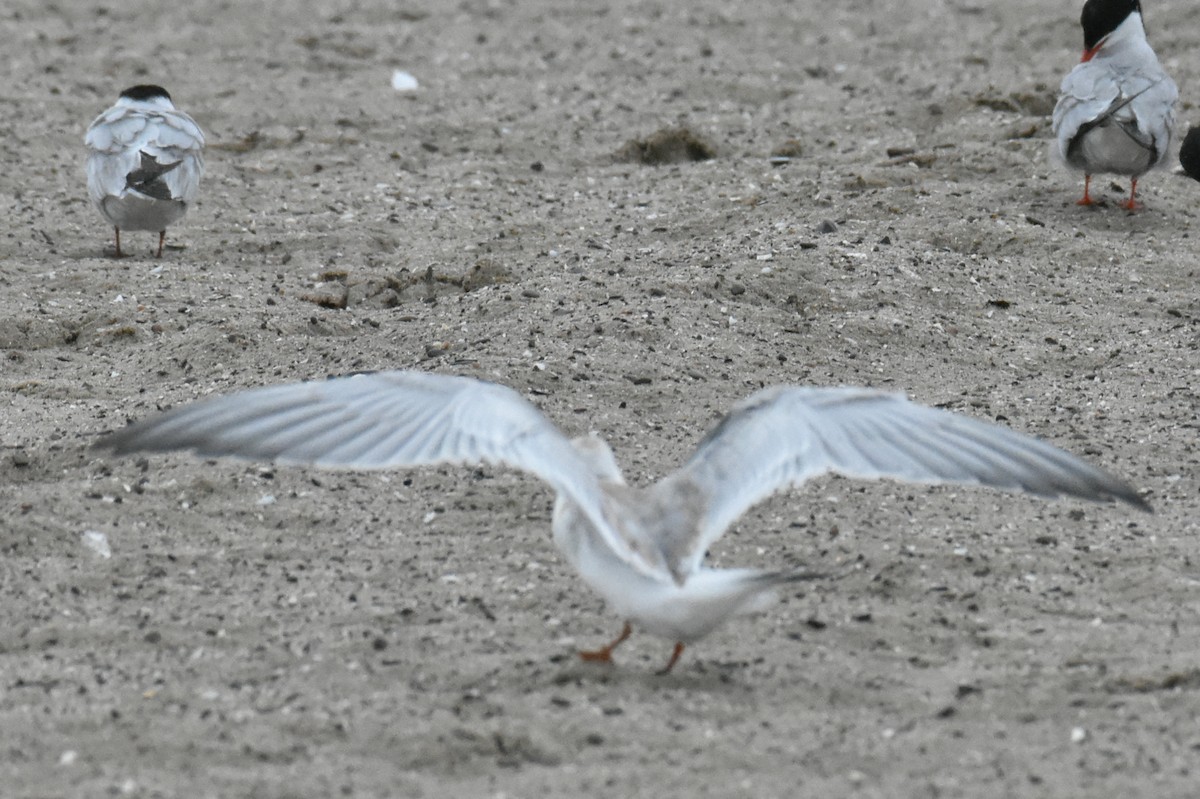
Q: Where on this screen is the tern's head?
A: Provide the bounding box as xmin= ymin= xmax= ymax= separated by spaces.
xmin=1080 ymin=0 xmax=1144 ymax=60
xmin=116 ymin=84 xmax=177 ymax=110
xmin=570 ymin=434 xmax=625 ymax=484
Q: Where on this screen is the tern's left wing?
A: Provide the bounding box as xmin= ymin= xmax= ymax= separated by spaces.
xmin=654 ymin=386 xmax=1149 ymax=580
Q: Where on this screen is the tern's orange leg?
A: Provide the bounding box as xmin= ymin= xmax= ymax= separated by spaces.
xmin=655 ymin=642 xmax=686 ymax=675
xmin=156 ymin=230 xmax=166 ymax=258
xmin=1076 ymin=174 xmax=1095 ymax=206
xmin=578 ymin=621 xmax=632 ymax=663
xmin=1120 ymin=178 xmax=1141 ymax=212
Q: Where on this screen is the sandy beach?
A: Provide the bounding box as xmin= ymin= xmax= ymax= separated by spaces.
xmin=2 ymin=1 xmax=1199 ymax=796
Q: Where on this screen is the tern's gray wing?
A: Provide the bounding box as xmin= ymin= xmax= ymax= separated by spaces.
xmin=1054 ymin=62 xmax=1177 ymax=166
xmin=145 ymin=109 xmax=205 ymax=203
xmin=1127 ymin=73 xmax=1178 ymax=164
xmin=654 ymin=386 xmax=1149 ymax=580
xmin=85 ymin=105 xmax=206 ymax=155
xmin=1054 ymin=62 xmax=1122 ymax=156
xmin=85 ymin=106 xmax=205 ymax=204
xmin=99 ymin=371 xmax=665 ymax=578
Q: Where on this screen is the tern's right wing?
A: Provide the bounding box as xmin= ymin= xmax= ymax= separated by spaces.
xmin=98 ymin=371 xmax=666 ymax=578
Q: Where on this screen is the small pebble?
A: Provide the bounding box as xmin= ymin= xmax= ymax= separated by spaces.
xmin=391 ymin=70 xmax=419 ymax=92
xmin=80 ymin=530 xmax=112 ymax=559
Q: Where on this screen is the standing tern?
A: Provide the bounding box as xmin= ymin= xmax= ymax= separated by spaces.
xmin=85 ymin=85 xmax=205 ymax=257
xmin=98 ymin=371 xmax=1149 ymax=673
xmin=1052 ymin=0 xmax=1177 ymax=210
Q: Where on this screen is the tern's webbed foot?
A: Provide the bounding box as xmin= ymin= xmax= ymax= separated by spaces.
xmin=1121 ymin=178 xmax=1141 ymax=212
xmin=1075 ymin=175 xmax=1096 ymax=207
xmin=577 ymin=621 xmax=632 ymax=664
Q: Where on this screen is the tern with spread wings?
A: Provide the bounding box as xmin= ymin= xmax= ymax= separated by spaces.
xmin=99 ymin=372 xmax=1148 ymax=673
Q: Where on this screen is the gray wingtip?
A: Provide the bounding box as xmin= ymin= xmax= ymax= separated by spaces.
xmin=1083 ymin=478 xmax=1151 ymax=513
xmin=93 ymin=426 xmax=143 ymax=456
xmin=93 ymin=419 xmax=178 ymax=457
xmin=92 ymin=428 xmax=123 ymax=453
xmin=1052 ymin=479 xmax=1151 ymax=514
xmin=1094 ymin=471 xmax=1152 ymax=514
xmin=1122 ymin=490 xmax=1154 ymax=514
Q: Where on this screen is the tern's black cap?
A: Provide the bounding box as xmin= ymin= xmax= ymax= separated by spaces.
xmin=1180 ymin=128 xmax=1200 ymax=183
xmin=118 ymin=84 xmax=172 ymax=102
xmin=1081 ymin=0 xmax=1142 ymax=51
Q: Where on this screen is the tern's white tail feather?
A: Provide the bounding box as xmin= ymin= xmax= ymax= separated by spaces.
xmin=600 ymin=567 xmax=809 ymax=644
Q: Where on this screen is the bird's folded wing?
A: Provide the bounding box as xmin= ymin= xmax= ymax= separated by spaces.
xmin=86 ymin=107 xmax=205 ymax=154
xmin=1053 ymin=65 xmax=1121 ymax=146
xmin=99 ymin=371 xmax=665 ymax=578
xmin=656 ymin=386 xmax=1148 ymax=578
xmin=154 ymin=148 xmax=202 ymax=204
xmin=1054 ymin=65 xmax=1177 ymax=163
xmin=86 ymin=149 xmax=139 ymax=204
xmin=154 ymin=110 xmax=206 ymax=152
xmin=1128 ymin=74 xmax=1178 ymax=161
xmin=86 ymin=109 xmax=150 ymax=154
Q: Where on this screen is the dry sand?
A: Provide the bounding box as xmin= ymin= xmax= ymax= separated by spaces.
xmin=2 ymin=0 xmax=1199 ymax=796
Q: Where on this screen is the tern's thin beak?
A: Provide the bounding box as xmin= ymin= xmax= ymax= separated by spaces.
xmin=1080 ymin=35 xmax=1108 ymax=63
